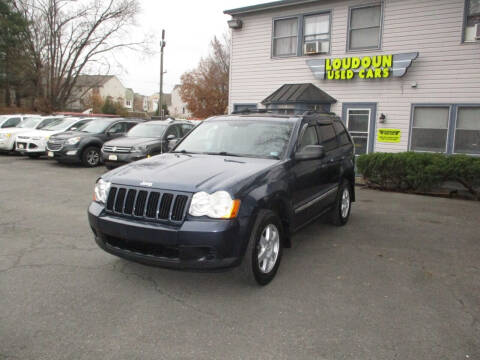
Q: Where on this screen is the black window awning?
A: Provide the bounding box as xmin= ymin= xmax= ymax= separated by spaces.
xmin=261 ymin=83 xmax=336 ymax=105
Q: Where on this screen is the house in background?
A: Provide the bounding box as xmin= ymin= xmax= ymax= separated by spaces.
xmin=68 ymin=75 xmax=127 ymax=111
xmin=147 ymin=92 xmax=171 ymax=114
xmin=168 ymin=85 xmax=191 ymax=118
xmin=125 ymin=88 xmax=134 ymax=110
xmin=133 ymin=93 xmax=149 ymax=112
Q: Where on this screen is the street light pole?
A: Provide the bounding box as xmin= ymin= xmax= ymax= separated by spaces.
xmin=157 ymin=29 xmax=166 ymax=118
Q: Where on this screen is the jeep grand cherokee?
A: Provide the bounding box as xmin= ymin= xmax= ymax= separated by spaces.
xmin=88 ymin=112 xmax=355 ymax=285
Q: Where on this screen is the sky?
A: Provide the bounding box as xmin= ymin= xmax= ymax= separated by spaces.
xmin=114 ymin=0 xmax=264 ymax=96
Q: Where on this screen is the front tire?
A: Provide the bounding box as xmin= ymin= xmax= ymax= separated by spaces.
xmin=82 ymin=146 xmax=101 ymax=167
xmin=329 ymin=180 xmax=352 ymax=226
xmin=241 ymin=210 xmax=283 ymax=286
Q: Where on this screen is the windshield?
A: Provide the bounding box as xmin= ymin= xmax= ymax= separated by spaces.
xmin=42 ymin=118 xmax=77 ymax=131
xmin=174 ymin=120 xmax=294 ymax=159
xmin=127 ymin=123 xmax=167 ymax=138
xmin=18 ymin=118 xmax=42 ymax=128
xmin=77 ymin=119 xmax=112 ymax=133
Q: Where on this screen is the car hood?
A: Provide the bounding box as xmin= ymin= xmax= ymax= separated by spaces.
xmin=0 ymin=128 xmax=34 ymax=135
xmin=104 ymin=153 xmax=279 ymax=194
xmin=18 ymin=129 xmax=59 ymax=138
xmin=104 ymin=137 xmax=162 ymax=147
xmin=49 ymin=131 xmax=91 ymax=140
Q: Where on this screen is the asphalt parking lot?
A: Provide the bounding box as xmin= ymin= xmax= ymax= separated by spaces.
xmin=0 ymin=154 xmax=479 ymax=360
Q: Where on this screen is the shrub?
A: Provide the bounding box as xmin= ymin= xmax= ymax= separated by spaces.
xmin=357 ymin=152 xmax=480 ymax=199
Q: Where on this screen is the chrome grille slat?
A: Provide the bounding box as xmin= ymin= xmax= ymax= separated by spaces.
xmin=103 ymin=145 xmax=132 ymax=153
xmin=105 ymin=186 xmax=189 ymax=224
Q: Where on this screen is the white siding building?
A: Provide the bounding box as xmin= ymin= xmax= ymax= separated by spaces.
xmin=168 ymin=85 xmax=192 ymax=118
xmin=225 ymin=0 xmax=480 ymax=156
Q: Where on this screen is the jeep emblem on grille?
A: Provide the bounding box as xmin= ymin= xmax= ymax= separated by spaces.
xmin=140 ymin=181 xmax=153 ymax=187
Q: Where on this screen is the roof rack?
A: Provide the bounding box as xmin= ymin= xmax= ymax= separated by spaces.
xmin=301 ymin=110 xmax=337 ymax=116
xmin=231 ymin=108 xmax=270 ymax=115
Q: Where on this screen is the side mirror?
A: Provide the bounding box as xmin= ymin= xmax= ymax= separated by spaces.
xmin=295 ymin=145 xmax=325 ymax=161
xmin=166 ymin=134 xmax=176 ymax=141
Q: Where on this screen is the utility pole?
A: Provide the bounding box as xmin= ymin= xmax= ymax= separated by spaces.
xmin=157 ymin=29 xmax=166 ymax=118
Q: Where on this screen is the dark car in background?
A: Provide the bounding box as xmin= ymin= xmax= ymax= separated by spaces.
xmin=101 ymin=120 xmax=195 ymax=169
xmin=89 ymin=112 xmax=355 ymax=285
xmin=47 ymin=118 xmax=142 ymax=167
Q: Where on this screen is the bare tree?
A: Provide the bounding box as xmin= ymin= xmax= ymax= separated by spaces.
xmin=13 ymin=0 xmax=145 ymax=111
xmin=179 ymin=35 xmax=230 ymax=119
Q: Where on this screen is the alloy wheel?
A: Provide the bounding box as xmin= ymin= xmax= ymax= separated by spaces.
xmin=257 ymin=224 xmax=280 ymax=274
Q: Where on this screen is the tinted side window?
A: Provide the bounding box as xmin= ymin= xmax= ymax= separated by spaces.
xmin=165 ymin=125 xmax=182 ymax=138
xmin=108 ymin=122 xmax=127 ymax=134
xmin=318 ymin=124 xmax=337 ymax=151
xmin=181 ymin=124 xmax=194 ymax=137
xmin=299 ymin=125 xmax=319 ymax=150
xmin=126 ymin=122 xmax=138 ymax=131
xmin=37 ymin=118 xmax=58 ymax=129
xmin=333 ymin=121 xmax=351 ymax=146
xmin=68 ymin=119 xmax=90 ymax=131
xmin=2 ymin=117 xmax=21 ymax=128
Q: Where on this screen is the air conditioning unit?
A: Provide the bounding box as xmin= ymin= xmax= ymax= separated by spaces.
xmin=304 ymin=40 xmax=329 ymax=55
xmin=476 ymin=23 xmax=480 ymax=40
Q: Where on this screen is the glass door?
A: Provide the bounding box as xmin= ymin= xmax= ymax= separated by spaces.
xmin=346 ymin=108 xmax=371 ymax=155
xmin=342 ymin=103 xmax=376 ymax=155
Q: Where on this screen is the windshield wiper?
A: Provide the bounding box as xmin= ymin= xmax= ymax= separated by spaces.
xmin=171 ymin=149 xmax=198 ymax=155
xmin=203 ymin=151 xmax=244 ymax=157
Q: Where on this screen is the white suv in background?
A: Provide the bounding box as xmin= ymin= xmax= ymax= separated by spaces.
xmin=15 ymin=117 xmax=92 ymax=158
xmin=0 ymin=114 xmax=37 ymax=129
xmin=0 ymin=116 xmax=60 ymax=152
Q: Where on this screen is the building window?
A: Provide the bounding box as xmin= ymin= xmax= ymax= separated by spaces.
xmin=454 ymin=107 xmax=480 ymax=154
xmin=303 ymin=13 xmax=330 ymax=54
xmin=411 ymin=106 xmax=449 ymax=153
xmin=273 ymin=17 xmax=298 ymax=57
xmin=348 ymin=4 xmax=382 ymax=51
xmin=233 ymin=103 xmax=257 ymax=113
xmin=464 ymin=0 xmax=480 ymax=42
xmin=126 ymin=100 xmax=131 ymax=107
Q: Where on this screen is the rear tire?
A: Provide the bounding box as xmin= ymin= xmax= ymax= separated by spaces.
xmin=241 ymin=210 xmax=283 ymax=286
xmin=329 ymin=180 xmax=352 ymax=226
xmin=81 ymin=146 xmax=101 ymax=167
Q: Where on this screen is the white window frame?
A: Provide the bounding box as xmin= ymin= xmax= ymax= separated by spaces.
xmin=272 ymin=16 xmax=299 ymax=58
xmin=346 ymin=108 xmax=371 ymax=155
xmin=347 ymin=3 xmax=384 ymax=52
xmin=409 ymin=105 xmax=450 ymax=154
xmin=452 ymin=105 xmax=480 ymax=156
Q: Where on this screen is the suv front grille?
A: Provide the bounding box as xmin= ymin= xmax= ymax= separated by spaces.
xmin=105 ymin=185 xmax=190 ymax=224
xmin=103 ymin=145 xmax=131 ymax=153
xmin=47 ymin=141 xmax=63 ymax=151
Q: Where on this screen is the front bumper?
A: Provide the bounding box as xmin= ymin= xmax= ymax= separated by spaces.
xmin=16 ymin=138 xmax=47 ymax=153
xmin=101 ymin=151 xmax=147 ymax=167
xmin=47 ymin=143 xmax=81 ymax=162
xmin=0 ymin=136 xmax=15 ymax=151
xmin=88 ymin=202 xmax=250 ymax=270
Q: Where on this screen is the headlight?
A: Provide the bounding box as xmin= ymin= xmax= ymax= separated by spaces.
xmin=0 ymin=133 xmax=10 ymax=139
xmin=67 ymin=137 xmax=80 ymax=145
xmin=94 ymin=179 xmax=111 ymax=204
xmin=131 ymin=146 xmax=147 ymax=153
xmin=188 ymin=191 xmax=240 ymax=219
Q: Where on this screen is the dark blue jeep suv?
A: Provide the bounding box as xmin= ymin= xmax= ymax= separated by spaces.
xmin=88 ymin=112 xmax=355 ymax=285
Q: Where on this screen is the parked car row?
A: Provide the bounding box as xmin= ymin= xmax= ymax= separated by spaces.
xmin=0 ymin=114 xmax=196 ymax=168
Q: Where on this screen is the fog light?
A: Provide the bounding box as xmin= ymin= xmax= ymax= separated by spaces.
xmin=66 ymin=150 xmax=77 ymax=156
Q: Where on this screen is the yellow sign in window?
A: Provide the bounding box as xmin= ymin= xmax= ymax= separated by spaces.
xmin=377 ymin=129 xmax=401 ymax=143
